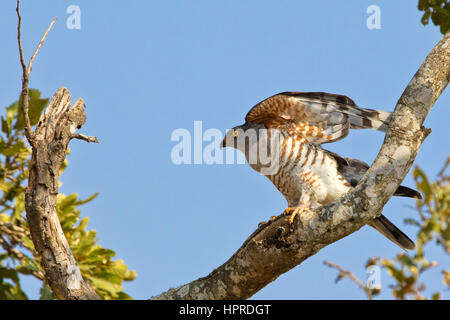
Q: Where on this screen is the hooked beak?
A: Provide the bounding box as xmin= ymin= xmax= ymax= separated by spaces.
xmin=220 ymin=135 xmax=227 ymax=149
xmin=221 ymin=124 xmax=244 ymax=149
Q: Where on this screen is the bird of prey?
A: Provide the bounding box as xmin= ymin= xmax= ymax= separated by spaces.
xmin=222 ymin=92 xmax=421 ymax=251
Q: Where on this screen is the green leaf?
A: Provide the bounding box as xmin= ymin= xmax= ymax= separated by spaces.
xmin=115 ymin=291 xmax=133 ymax=300
xmin=22 ymin=236 xmax=35 ymax=252
xmin=0 ymin=140 xmax=27 ymax=157
xmin=0 ymin=254 xmax=9 ymax=262
xmin=12 ymin=193 xmax=25 ymax=223
xmin=431 ymin=292 xmax=441 ymax=300
xmin=16 ymin=256 xmax=42 ymax=276
xmin=418 ymin=0 xmax=430 ymax=10
xmin=396 ymin=254 xmax=415 ymax=267
xmin=6 ymin=101 xmax=19 ymax=125
xmin=0 ymin=268 xmax=20 ymax=288
xmin=414 ymin=167 xmax=432 ymax=203
xmin=39 ymin=285 xmax=54 ymax=300
xmin=421 ymin=9 xmax=433 ymax=25
xmin=418 ymin=0 xmax=450 ymax=34
xmin=1 ymin=117 xmax=10 ymax=135
xmin=404 ymin=218 xmax=422 ymax=227
xmin=0 ymin=280 xmax=28 ymax=300
xmin=58 ymin=193 xmax=78 ymax=212
xmin=75 ymin=193 xmax=100 ymax=206
xmin=29 ymin=98 xmax=49 ymax=126
xmin=110 ymin=259 xmax=137 ymax=281
xmin=0 ymin=181 xmax=22 ymax=202
xmin=14 ymin=89 xmax=48 ymax=130
xmin=85 ymin=274 xmax=123 ymax=293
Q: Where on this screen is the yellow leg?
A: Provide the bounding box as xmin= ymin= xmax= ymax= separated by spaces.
xmin=285 ymin=207 xmax=311 ymax=224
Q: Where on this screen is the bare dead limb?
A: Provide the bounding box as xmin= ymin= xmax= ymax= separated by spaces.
xmin=16 ymin=0 xmax=56 ymax=145
xmin=73 ymin=133 xmax=100 ymax=144
xmin=25 ymin=87 xmax=100 ymax=299
xmin=16 ymin=0 xmax=100 ymax=299
xmin=151 ymin=31 xmax=450 ymax=300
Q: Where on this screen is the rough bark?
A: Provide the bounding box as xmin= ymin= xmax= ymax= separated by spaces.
xmin=25 ymin=88 xmax=100 ymax=300
xmin=16 ymin=0 xmax=99 ymax=299
xmin=151 ymin=31 xmax=450 ymax=300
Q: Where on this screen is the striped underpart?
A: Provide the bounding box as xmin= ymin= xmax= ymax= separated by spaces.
xmin=265 ymin=132 xmax=351 ymax=207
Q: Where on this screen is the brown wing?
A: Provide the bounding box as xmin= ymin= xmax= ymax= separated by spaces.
xmin=245 ymin=92 xmax=391 ymax=145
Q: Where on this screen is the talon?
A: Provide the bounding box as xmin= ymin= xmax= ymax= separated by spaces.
xmin=285 ymin=207 xmax=310 ymax=224
xmin=284 ymin=207 xmax=294 ymax=214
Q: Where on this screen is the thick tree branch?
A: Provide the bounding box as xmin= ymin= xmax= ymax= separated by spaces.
xmin=151 ymin=31 xmax=450 ymax=300
xmin=25 ymin=88 xmax=100 ymax=300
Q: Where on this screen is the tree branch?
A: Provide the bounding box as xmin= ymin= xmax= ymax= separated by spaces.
xmin=16 ymin=0 xmax=56 ymax=145
xmin=150 ymin=31 xmax=450 ymax=300
xmin=323 ymin=260 xmax=373 ymax=300
xmin=16 ymin=1 xmax=100 ymax=299
xmin=25 ymin=87 xmax=100 ymax=300
xmin=0 ymin=222 xmax=29 ymax=243
xmin=0 ymin=223 xmax=45 ymax=280
xmin=0 ymin=234 xmax=45 ymax=281
xmin=73 ymin=133 xmax=100 ymax=144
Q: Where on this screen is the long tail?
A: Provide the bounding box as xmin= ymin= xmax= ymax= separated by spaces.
xmin=369 ymin=215 xmax=415 ymax=251
xmin=338 ymin=158 xmax=423 ymax=200
xmin=334 ymin=158 xmax=421 ymax=250
xmin=394 ymin=185 xmax=422 ymax=199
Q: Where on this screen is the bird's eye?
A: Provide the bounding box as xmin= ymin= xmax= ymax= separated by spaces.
xmin=232 ymin=130 xmax=240 ymax=137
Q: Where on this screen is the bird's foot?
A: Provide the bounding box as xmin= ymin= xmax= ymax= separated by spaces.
xmin=285 ymin=207 xmax=311 ymax=224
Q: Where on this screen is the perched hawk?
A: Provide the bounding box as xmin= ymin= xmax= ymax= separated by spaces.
xmin=222 ymin=92 xmax=421 ymax=251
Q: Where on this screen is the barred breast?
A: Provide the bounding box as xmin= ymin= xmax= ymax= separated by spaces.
xmin=260 ymin=132 xmax=352 ymax=207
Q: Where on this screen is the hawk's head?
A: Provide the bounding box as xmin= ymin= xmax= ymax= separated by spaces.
xmin=221 ymin=121 xmax=280 ymax=174
xmin=221 ymin=121 xmax=265 ymax=150
xmin=221 ymin=124 xmax=243 ymax=149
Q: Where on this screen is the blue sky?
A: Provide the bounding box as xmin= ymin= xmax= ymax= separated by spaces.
xmin=0 ymin=1 xmax=448 ymax=299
